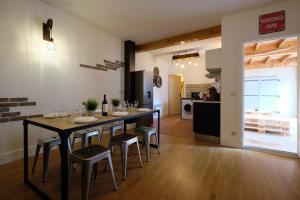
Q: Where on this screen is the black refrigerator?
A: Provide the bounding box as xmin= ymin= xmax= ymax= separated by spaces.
xmin=130 ymin=70 xmax=153 ymax=125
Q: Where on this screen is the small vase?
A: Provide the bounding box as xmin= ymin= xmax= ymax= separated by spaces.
xmin=87 ymin=110 xmax=95 ymax=117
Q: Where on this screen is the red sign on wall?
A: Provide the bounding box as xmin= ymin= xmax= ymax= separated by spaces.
xmin=259 ymin=10 xmax=285 ymax=34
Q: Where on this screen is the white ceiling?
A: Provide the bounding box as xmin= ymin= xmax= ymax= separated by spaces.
xmin=41 ymin=0 xmax=282 ymax=44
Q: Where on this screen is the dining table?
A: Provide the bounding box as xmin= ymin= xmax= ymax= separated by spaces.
xmin=23 ymin=109 xmax=160 ymax=200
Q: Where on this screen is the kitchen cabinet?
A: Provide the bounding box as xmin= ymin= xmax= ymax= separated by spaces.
xmin=205 ymin=48 xmax=222 ymax=72
xmin=193 ymin=101 xmax=220 ymax=138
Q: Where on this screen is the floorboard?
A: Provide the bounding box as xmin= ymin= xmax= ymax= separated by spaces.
xmin=0 ymin=115 xmax=299 ymax=200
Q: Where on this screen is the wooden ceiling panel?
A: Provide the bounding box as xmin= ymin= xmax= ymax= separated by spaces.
xmin=244 ymin=37 xmax=298 ymax=69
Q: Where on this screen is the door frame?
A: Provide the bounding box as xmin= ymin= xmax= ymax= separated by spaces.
xmin=240 ymin=35 xmax=299 ymax=157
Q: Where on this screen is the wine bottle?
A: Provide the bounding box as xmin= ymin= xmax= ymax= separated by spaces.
xmin=102 ymin=94 xmax=108 ymax=116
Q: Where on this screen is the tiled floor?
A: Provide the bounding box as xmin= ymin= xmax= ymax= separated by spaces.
xmin=244 ymin=118 xmax=297 ymax=153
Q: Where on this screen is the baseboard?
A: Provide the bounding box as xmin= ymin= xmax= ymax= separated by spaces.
xmin=0 ymin=145 xmax=36 ymax=166
xmin=194 ymin=133 xmax=220 ymax=144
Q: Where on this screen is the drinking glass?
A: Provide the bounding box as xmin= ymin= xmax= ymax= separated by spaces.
xmin=129 ymin=103 xmax=133 ymax=111
xmin=123 ymin=100 xmax=128 ymax=111
xmin=134 ymin=100 xmax=139 ymax=110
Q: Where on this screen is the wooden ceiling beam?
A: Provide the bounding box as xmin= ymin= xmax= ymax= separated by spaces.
xmin=245 ymin=47 xmax=296 ymax=59
xmin=280 ymin=54 xmax=291 ymax=62
xmin=254 ymin=43 xmax=260 ymax=51
xmin=264 ymin=56 xmax=271 ymax=64
xmin=135 ymin=25 xmax=221 ymax=52
xmin=245 ymin=39 xmax=297 ymax=56
xmin=277 ymin=38 xmax=287 ymax=48
xmin=245 ymin=57 xmax=297 ymax=69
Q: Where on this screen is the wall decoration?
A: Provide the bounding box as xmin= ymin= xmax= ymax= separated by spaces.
xmin=153 ymin=66 xmax=162 ymax=88
xmin=259 ymin=10 xmax=285 ymax=34
xmin=0 ymin=97 xmax=42 ymax=123
xmin=80 ymin=59 xmax=124 ymax=72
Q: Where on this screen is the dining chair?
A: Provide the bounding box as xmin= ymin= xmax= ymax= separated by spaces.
xmin=108 ymin=134 xmax=143 ymax=180
xmin=69 ymin=145 xmax=117 ymax=200
xmin=31 ymin=136 xmax=71 ymax=182
xmin=103 ymin=121 xmax=124 ymax=137
xmin=71 ymin=128 xmax=103 ymax=150
xmin=135 ymin=126 xmax=160 ymax=162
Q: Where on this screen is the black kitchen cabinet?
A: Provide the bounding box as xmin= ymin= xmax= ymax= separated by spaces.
xmin=193 ymin=101 xmax=220 ymax=137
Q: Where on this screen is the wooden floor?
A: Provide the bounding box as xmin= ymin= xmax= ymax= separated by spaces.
xmin=0 ymin=115 xmax=300 ymax=200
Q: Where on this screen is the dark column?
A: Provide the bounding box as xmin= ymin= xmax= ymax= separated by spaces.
xmin=124 ymin=40 xmax=136 ymax=101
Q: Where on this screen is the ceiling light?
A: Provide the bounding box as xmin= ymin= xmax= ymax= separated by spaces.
xmin=188 ymin=61 xmax=192 ymax=65
xmin=175 ymin=62 xmax=179 ymax=66
xmin=181 ymin=64 xmax=185 ymax=68
xmin=193 ymin=63 xmax=198 ymax=66
xmin=172 ymin=52 xmax=199 ymax=60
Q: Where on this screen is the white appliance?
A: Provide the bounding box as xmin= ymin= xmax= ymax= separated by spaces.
xmin=181 ymin=99 xmax=193 ymax=120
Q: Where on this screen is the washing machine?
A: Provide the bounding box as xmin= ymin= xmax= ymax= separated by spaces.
xmin=181 ymin=99 xmax=193 ymax=120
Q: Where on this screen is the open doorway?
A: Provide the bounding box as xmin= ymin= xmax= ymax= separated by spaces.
xmin=243 ymin=36 xmax=298 ymax=154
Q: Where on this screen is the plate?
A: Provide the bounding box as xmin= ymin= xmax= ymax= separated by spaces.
xmin=73 ymin=117 xmax=98 ymax=124
xmin=137 ymin=108 xmax=152 ymax=112
xmin=112 ymin=112 xmax=129 ymax=117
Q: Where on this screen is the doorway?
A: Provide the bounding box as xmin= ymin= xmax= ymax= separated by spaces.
xmin=242 ymin=36 xmax=298 ymax=154
xmin=168 ymin=74 xmax=183 ymax=115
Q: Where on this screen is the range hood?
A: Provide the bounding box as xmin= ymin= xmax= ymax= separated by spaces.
xmin=205 ymin=48 xmax=221 ymax=78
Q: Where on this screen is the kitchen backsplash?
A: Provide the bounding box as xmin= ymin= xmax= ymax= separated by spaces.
xmin=185 ymin=84 xmax=211 ymax=98
xmin=185 ymin=82 xmax=221 ymax=98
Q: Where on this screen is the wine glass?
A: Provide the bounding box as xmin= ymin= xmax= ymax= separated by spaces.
xmin=134 ymin=100 xmax=139 ymax=110
xmin=123 ymin=100 xmax=128 ymax=111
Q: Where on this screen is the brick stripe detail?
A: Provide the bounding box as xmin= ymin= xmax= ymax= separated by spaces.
xmin=0 ymin=98 xmax=9 ymax=102
xmin=0 ymin=108 xmax=9 ymax=112
xmin=1 ymin=112 xmax=20 ymax=117
xmin=9 ymin=116 xmax=27 ymax=122
xmin=28 ymin=114 xmax=43 ymax=118
xmin=19 ymin=102 xmax=36 ymax=106
xmin=0 ymin=114 xmax=43 ymax=123
xmin=80 ymin=59 xmax=124 ymax=72
xmin=0 ymin=118 xmax=9 ymax=123
xmin=10 ymin=97 xmax=28 ymax=102
xmin=0 ymin=102 xmax=19 ymax=107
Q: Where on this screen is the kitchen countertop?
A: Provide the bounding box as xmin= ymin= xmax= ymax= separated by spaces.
xmin=193 ymin=100 xmax=220 ymax=103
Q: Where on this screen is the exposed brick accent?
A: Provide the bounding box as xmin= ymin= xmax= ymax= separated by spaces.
xmin=0 ymin=102 xmax=18 ymax=107
xmin=81 ymin=59 xmax=124 ymax=72
xmin=0 ymin=98 xmax=9 ymax=102
xmin=28 ymin=114 xmax=43 ymax=118
xmin=0 ymin=117 xmax=9 ymax=123
xmin=1 ymin=112 xmax=20 ymax=117
xmin=0 ymin=107 xmax=9 ymax=112
xmin=96 ymin=64 xmax=108 ymax=71
xmin=10 ymin=97 xmax=28 ymax=102
xmin=19 ymin=102 xmax=36 ymax=106
xmin=9 ymin=116 xmax=27 ymax=122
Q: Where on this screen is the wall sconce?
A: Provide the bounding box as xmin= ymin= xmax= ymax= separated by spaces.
xmin=43 ymin=18 xmax=56 ymax=50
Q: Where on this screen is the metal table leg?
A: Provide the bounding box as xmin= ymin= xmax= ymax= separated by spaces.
xmin=59 ymin=132 xmax=71 ymax=200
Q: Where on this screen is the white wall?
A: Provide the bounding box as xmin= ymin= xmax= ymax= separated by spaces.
xmin=245 ymin=66 xmax=297 ymax=118
xmin=136 ymin=51 xmax=215 ymax=116
xmin=135 ymin=52 xmax=169 ymax=116
xmin=0 ymin=0 xmax=123 ymax=164
xmin=221 ymin=0 xmax=300 ymax=147
xmin=168 ymin=54 xmax=214 ymax=85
